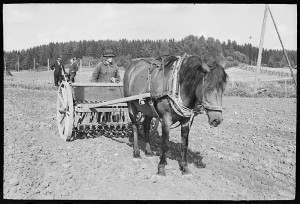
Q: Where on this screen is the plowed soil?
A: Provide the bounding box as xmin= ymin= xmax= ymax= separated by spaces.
xmin=4 ymin=72 xmax=296 ymax=200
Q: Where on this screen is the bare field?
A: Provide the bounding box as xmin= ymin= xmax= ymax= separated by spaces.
xmin=3 ymin=70 xmax=296 ymax=200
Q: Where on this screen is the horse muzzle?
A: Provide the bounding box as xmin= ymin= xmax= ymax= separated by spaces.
xmin=207 ymin=110 xmax=223 ymax=127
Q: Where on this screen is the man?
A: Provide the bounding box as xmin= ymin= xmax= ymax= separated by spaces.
xmin=90 ymin=49 xmax=121 ymax=83
xmin=69 ymin=57 xmax=79 ymax=83
xmin=50 ymin=57 xmax=66 ymax=86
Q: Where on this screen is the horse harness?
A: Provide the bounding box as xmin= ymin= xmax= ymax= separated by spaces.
xmin=140 ymin=53 xmax=223 ymax=125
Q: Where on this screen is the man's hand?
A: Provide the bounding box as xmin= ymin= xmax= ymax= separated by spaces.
xmin=110 ymin=77 xmax=116 ymax=83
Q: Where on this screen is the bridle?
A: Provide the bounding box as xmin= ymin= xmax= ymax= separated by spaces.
xmin=194 ymin=73 xmax=223 ymax=114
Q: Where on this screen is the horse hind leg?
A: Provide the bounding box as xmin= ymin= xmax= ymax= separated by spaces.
xmin=143 ymin=115 xmax=155 ymax=157
xmin=128 ymin=102 xmax=140 ymax=158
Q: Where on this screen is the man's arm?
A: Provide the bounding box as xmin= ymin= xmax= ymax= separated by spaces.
xmin=90 ymin=63 xmax=101 ymax=82
xmin=50 ymin=61 xmax=56 ymax=70
xmin=61 ymin=64 xmax=66 ymax=74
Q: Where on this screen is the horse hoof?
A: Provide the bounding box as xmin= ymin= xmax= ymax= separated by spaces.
xmin=133 ymin=150 xmax=140 ymax=158
xmin=157 ymin=166 xmax=166 ymax=176
xmin=181 ymin=167 xmax=191 ymax=175
xmin=145 ymin=150 xmax=155 ymax=157
xmin=182 ymin=170 xmax=192 ymax=175
xmin=133 ymin=154 xmax=141 ymax=159
xmin=156 ymin=171 xmax=166 ymax=176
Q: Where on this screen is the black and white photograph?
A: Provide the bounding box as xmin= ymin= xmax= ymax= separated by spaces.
xmin=3 ymin=3 xmax=297 ymax=200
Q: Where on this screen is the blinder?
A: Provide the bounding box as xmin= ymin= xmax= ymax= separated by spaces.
xmin=195 ymin=73 xmax=223 ymax=114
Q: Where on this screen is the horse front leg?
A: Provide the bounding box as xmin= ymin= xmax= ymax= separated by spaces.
xmin=128 ymin=102 xmax=140 ymax=158
xmin=179 ymin=119 xmax=192 ymax=175
xmin=143 ymin=115 xmax=155 ymax=156
xmin=157 ymin=114 xmax=172 ymax=176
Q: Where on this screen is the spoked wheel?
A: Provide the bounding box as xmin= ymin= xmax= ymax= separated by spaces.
xmin=57 ymin=81 xmax=74 ymax=141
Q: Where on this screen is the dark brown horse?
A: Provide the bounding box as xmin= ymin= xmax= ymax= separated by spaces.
xmin=123 ymin=54 xmax=228 ymax=175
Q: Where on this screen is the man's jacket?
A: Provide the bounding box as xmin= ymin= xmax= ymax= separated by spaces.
xmin=69 ymin=62 xmax=79 ymax=73
xmin=90 ymin=62 xmax=121 ymax=83
xmin=50 ymin=61 xmax=66 ymax=75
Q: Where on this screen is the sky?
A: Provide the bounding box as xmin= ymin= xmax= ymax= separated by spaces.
xmin=3 ymin=4 xmax=297 ymax=52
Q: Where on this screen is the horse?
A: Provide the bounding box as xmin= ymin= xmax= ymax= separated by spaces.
xmin=123 ymin=54 xmax=228 ymax=176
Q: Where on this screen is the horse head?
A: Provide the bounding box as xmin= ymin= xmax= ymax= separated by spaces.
xmin=179 ymin=55 xmax=228 ymax=127
xmin=196 ymin=59 xmax=228 ymax=127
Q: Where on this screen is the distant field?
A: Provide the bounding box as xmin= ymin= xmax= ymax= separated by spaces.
xmin=10 ymin=67 xmax=125 ymax=85
xmin=10 ymin=65 xmax=295 ymax=85
xmin=226 ymin=66 xmax=296 ymax=83
xmin=247 ymin=66 xmax=297 ymax=74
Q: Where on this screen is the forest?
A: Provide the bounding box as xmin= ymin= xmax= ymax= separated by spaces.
xmin=3 ymin=35 xmax=297 ymax=71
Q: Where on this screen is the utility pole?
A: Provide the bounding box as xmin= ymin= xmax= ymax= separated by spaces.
xmin=34 ymin=57 xmax=36 ymax=71
xmin=268 ymin=6 xmax=297 ymax=89
xmin=48 ymin=59 xmax=50 ymax=71
xmin=249 ymin=36 xmax=252 ymax=65
xmin=18 ymin=56 xmax=20 ymax=72
xmin=254 ymin=4 xmax=268 ymax=93
xmin=4 ymin=57 xmax=6 ymax=73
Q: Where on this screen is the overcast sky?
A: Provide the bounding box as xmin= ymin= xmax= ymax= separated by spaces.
xmin=3 ymin=4 xmax=297 ymax=52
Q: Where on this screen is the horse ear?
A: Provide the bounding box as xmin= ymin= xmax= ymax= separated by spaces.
xmin=219 ymin=60 xmax=226 ymax=68
xmin=217 ymin=53 xmax=226 ymax=68
xmin=200 ymin=60 xmax=210 ymax=73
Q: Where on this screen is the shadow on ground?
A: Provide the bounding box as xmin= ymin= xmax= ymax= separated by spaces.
xmin=69 ymin=127 xmax=206 ymax=169
xmin=129 ymin=129 xmax=206 ymax=169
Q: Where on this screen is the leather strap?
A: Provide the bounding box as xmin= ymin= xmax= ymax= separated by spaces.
xmin=148 ymin=100 xmax=162 ymax=123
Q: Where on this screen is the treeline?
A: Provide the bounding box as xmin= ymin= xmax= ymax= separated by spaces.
xmin=3 ymin=35 xmax=297 ymax=71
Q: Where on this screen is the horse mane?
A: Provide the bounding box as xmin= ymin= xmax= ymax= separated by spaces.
xmin=179 ymin=56 xmax=206 ymax=96
xmin=163 ymin=55 xmax=178 ymax=69
xmin=204 ymin=61 xmax=228 ymax=93
xmin=179 ymin=55 xmax=228 ymax=96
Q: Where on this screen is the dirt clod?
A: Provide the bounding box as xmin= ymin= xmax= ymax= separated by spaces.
xmin=9 ymin=178 xmax=19 ymax=186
